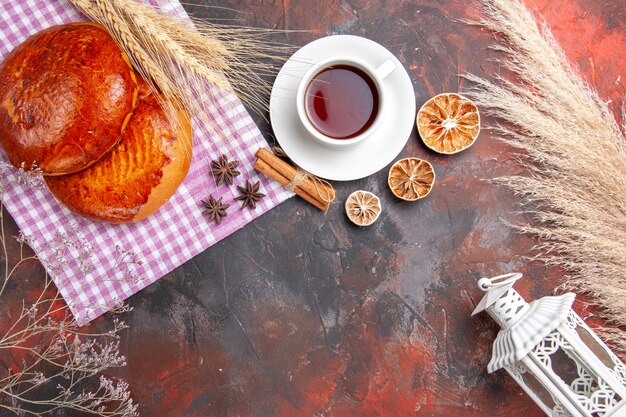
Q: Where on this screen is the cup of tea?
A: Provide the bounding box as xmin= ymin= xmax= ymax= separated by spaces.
xmin=296 ymin=56 xmax=396 ymax=148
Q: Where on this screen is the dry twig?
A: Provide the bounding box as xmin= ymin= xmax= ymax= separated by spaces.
xmin=0 ymin=194 xmax=137 ymax=416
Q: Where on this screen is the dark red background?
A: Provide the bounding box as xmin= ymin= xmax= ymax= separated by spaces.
xmin=2 ymin=0 xmax=625 ymax=416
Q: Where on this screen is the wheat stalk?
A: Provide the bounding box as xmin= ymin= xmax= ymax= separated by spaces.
xmin=464 ymin=0 xmax=626 ymax=350
xmin=68 ymin=0 xmax=291 ymax=143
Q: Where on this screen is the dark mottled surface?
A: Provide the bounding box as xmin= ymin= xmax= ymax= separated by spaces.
xmin=2 ymin=0 xmax=625 ymax=416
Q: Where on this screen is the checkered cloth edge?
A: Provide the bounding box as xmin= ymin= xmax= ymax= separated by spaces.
xmin=0 ymin=0 xmax=291 ymax=324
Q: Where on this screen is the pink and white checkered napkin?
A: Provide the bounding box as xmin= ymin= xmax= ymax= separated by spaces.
xmin=0 ymin=1 xmax=291 ymax=324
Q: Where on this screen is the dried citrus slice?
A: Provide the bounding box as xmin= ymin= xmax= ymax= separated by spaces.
xmin=388 ymin=158 xmax=435 ymax=201
xmin=417 ymin=93 xmax=480 ymax=154
xmin=345 ymin=190 xmax=381 ymax=226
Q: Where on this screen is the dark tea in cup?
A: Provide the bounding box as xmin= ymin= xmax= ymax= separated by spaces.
xmin=304 ymin=65 xmax=380 ymax=140
xmin=296 ymin=56 xmax=396 ymax=148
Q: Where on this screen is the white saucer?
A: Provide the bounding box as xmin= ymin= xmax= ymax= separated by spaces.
xmin=269 ymin=35 xmax=416 ymax=181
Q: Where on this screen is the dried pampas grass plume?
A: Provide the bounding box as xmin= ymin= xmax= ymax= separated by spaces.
xmin=464 ymin=0 xmax=626 ymax=350
xmin=68 ymin=0 xmax=290 ymax=142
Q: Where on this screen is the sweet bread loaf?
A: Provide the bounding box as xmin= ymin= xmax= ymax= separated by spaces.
xmin=45 ymin=87 xmax=191 ymax=223
xmin=0 ymin=22 xmax=138 ymax=175
xmin=0 ymin=23 xmax=192 ymax=223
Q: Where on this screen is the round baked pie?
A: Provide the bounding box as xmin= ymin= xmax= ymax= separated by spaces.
xmin=0 ymin=22 xmax=138 ymax=174
xmin=0 ymin=22 xmax=192 ymax=223
xmin=45 ymin=87 xmax=192 ymax=224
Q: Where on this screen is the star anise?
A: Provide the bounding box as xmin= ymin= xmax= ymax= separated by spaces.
xmin=201 ymin=195 xmax=230 ymax=224
xmin=235 ymin=180 xmax=265 ymax=209
xmin=210 ymin=154 xmax=240 ymax=185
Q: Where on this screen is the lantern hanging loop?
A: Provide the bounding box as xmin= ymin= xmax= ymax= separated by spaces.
xmin=478 ymin=272 xmax=522 ymax=291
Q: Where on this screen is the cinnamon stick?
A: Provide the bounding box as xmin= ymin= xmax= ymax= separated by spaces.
xmin=254 ymin=159 xmax=325 ymax=211
xmin=254 ymin=148 xmax=335 ymax=211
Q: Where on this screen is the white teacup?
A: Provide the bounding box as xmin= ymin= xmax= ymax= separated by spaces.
xmin=296 ymin=56 xmax=396 ymax=148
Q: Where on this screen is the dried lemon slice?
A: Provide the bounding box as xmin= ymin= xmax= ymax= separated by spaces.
xmin=417 ymin=93 xmax=480 ymax=154
xmin=388 ymin=158 xmax=435 ymax=201
xmin=345 ymin=190 xmax=381 ymax=226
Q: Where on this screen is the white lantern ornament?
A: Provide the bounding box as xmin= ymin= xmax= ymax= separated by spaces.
xmin=473 ymin=273 xmax=626 ymax=417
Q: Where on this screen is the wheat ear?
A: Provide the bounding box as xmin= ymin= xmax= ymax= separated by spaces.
xmin=68 ymin=0 xmax=292 ymax=144
xmin=464 ymin=0 xmax=626 ymax=351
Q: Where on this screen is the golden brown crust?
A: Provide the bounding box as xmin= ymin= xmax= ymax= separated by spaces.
xmin=45 ymin=94 xmax=192 ymax=224
xmin=0 ymin=22 xmax=138 ymax=174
